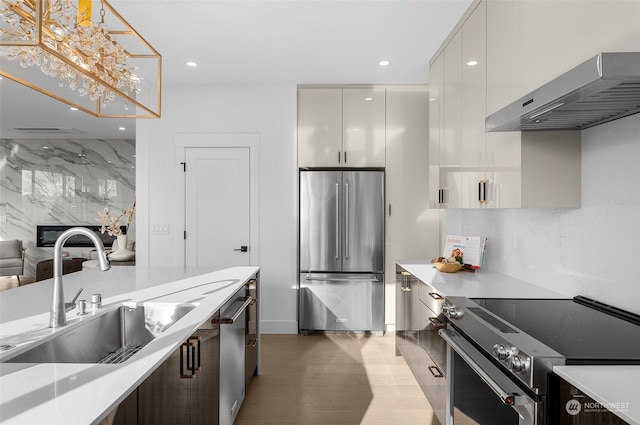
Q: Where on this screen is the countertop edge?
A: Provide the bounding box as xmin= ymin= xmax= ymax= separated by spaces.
xmin=0 ymin=266 xmax=259 ymax=425
xmin=553 ymin=366 xmax=640 ymax=425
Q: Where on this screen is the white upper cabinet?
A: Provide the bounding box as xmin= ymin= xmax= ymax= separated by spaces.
xmin=428 ymin=53 xmax=444 ymax=209
xmin=342 ymin=88 xmax=386 ymax=167
xmin=430 ymin=0 xmax=581 ymax=209
xmin=461 ymin=1 xmax=486 ymax=170
xmin=297 ymin=88 xmax=343 ymax=167
xmin=298 ymin=87 xmax=385 ymax=168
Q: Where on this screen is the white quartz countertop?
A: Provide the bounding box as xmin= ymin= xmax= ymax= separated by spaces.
xmin=396 ymin=260 xmax=565 ymax=299
xmin=554 ymin=366 xmax=640 ymax=425
xmin=0 ymin=265 xmax=259 ymax=425
xmin=395 ymin=261 xmax=640 ymax=425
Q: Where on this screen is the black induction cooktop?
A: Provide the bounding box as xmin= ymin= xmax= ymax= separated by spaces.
xmin=470 ymin=296 xmax=640 ymax=365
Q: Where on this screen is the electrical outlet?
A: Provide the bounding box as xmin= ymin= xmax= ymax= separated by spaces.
xmin=0 ymin=216 xmax=6 ymax=223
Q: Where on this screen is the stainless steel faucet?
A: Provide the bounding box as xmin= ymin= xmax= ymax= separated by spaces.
xmin=50 ymin=227 xmax=111 ymax=328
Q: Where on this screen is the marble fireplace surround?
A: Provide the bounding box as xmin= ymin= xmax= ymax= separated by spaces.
xmin=0 ymin=138 xmax=136 ymax=278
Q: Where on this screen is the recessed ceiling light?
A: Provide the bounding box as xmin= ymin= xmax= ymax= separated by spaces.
xmin=429 ymin=97 xmax=436 ymax=102
xmin=378 ymin=60 xmax=390 ymax=66
xmin=365 ymin=97 xmax=373 ymax=101
xmin=119 ymin=127 xmax=126 ymax=131
xmin=186 ymin=61 xmax=198 ymax=67
xmin=43 ymin=146 xmax=49 ymax=149
xmin=70 ymin=107 xmax=78 ymax=111
xmin=466 ymin=60 xmax=478 ymax=66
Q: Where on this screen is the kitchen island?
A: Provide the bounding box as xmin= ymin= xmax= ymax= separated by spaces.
xmin=0 ymin=265 xmax=259 ymax=425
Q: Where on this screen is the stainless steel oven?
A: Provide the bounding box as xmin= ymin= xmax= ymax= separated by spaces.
xmin=439 ymin=296 xmax=640 ymax=425
xmin=441 ymin=327 xmax=542 ymax=424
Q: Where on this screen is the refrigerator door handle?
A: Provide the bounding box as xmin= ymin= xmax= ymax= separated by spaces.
xmin=305 ymin=275 xmax=379 ymax=282
xmin=345 ymin=182 xmax=350 ymax=260
xmin=335 ymin=183 xmax=340 ymax=260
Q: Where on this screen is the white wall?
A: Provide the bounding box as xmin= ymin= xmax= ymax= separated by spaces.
xmin=136 ymin=84 xmax=299 ymax=334
xmin=442 ymin=114 xmax=640 ymax=315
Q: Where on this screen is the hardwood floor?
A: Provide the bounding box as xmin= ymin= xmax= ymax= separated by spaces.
xmin=235 ymin=332 xmax=441 ymax=425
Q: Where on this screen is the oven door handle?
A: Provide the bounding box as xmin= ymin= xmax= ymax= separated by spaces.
xmin=440 ymin=328 xmax=528 ymax=407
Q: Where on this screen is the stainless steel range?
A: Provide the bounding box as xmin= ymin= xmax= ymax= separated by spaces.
xmin=439 ymin=296 xmax=640 ymax=424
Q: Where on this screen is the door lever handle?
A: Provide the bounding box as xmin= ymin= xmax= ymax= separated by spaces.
xmin=234 ymin=246 xmax=248 ymax=252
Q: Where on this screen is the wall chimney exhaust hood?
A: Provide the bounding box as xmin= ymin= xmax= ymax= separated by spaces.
xmin=486 ymin=52 xmax=640 ymax=132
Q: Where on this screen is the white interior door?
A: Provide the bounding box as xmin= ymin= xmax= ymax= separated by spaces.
xmin=185 ymin=147 xmax=250 ymax=269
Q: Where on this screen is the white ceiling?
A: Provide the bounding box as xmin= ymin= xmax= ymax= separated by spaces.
xmin=0 ymin=0 xmax=472 ymax=140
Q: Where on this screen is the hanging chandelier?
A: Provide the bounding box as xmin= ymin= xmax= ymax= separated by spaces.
xmin=0 ymin=0 xmax=161 ymax=118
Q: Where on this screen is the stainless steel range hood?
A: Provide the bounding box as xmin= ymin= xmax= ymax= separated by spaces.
xmin=486 ymin=52 xmax=640 ymax=132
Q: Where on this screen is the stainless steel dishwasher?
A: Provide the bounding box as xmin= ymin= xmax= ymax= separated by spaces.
xmin=219 ymin=287 xmax=253 ymax=425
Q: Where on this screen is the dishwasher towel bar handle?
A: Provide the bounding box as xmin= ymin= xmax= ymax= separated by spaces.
xmin=218 ymin=296 xmax=253 ymax=324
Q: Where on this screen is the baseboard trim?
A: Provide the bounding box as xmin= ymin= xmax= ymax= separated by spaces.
xmin=260 ymin=320 xmax=299 ymax=334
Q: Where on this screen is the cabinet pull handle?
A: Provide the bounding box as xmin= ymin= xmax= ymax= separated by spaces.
xmin=479 ymin=180 xmax=489 ymax=204
xmin=180 ymin=340 xmax=197 ymax=379
xmin=428 ymin=317 xmax=445 ymax=327
xmin=219 ymin=296 xmax=253 ymax=324
xmin=428 ymin=365 xmax=444 ymax=378
xmin=344 ymin=151 xmax=347 ymax=164
xmin=429 ymin=292 xmax=443 ymax=300
xmin=189 ymin=336 xmax=202 ymax=371
xmin=247 ymin=338 xmax=257 ymax=348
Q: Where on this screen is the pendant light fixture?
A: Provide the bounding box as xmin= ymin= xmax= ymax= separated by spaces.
xmin=0 ymin=0 xmax=161 ymax=118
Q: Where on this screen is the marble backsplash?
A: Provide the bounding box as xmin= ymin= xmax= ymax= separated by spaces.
xmin=0 ymin=138 xmax=136 ymax=278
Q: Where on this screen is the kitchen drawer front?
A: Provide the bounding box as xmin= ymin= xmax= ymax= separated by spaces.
xmin=419 ymin=359 xmax=446 ymax=425
xmin=419 ymin=299 xmax=447 ymax=375
xmin=418 ymin=280 xmax=445 ymax=316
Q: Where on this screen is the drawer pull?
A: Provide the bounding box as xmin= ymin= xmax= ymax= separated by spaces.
xmin=247 ymin=338 xmax=257 ymax=348
xmin=428 ymin=365 xmax=444 ymax=378
xmin=180 ymin=339 xmax=198 ymax=379
xmin=428 ymin=317 xmax=445 ymax=327
xmin=429 ymin=292 xmax=443 ymax=300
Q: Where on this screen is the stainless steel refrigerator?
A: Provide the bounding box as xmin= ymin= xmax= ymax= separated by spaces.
xmin=299 ymin=170 xmax=384 ymax=334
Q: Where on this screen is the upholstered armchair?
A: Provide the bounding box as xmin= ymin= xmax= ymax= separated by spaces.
xmin=0 ymin=240 xmax=26 ymax=284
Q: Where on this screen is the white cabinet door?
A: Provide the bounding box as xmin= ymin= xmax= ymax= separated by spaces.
xmin=460 ymin=1 xmax=490 ymax=208
xmin=297 ymin=88 xmax=342 ymax=167
xmin=342 ymin=88 xmax=386 ymax=167
xmin=461 ymin=1 xmax=486 ymax=170
xmin=442 ymin=29 xmax=463 ymax=172
xmin=429 ymin=53 xmax=444 ymax=208
xmin=385 ymin=86 xmax=440 ymax=328
xmin=298 ymin=87 xmax=385 ymax=167
xmin=441 ymin=30 xmax=463 ymax=208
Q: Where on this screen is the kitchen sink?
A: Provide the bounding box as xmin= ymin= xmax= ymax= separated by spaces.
xmin=2 ymin=302 xmax=195 ymax=364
